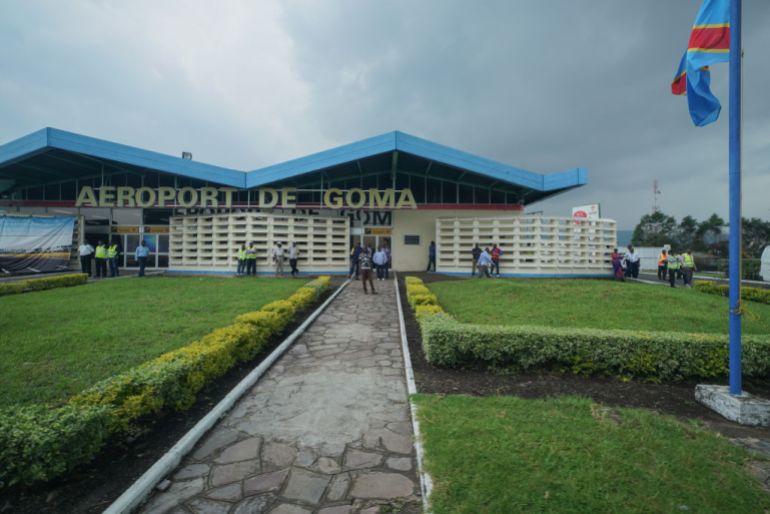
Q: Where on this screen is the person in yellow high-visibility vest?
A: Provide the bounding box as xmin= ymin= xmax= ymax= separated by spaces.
xmin=245 ymin=241 xmax=258 ymax=276
xmin=107 ymin=240 xmax=120 ymax=277
xmin=237 ymin=244 xmax=247 ymax=275
xmin=682 ymin=249 xmax=697 ymax=288
xmin=94 ymin=241 xmax=108 ymax=278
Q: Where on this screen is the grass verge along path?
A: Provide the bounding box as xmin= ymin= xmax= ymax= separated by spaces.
xmin=414 ymin=394 xmax=770 ymax=514
xmin=428 ymin=279 xmax=770 ymax=334
xmin=0 ymin=276 xmax=303 ymax=407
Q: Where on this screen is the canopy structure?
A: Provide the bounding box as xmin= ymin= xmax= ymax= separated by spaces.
xmin=0 ymin=128 xmax=586 ymax=206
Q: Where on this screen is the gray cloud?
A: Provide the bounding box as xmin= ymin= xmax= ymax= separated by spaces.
xmin=1 ymin=0 xmax=768 ymax=227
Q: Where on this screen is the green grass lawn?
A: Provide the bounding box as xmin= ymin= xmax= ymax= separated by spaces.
xmin=428 ymin=279 xmax=770 ymax=335
xmin=0 ymin=276 xmax=304 ymax=407
xmin=415 ymin=394 xmax=770 ymax=514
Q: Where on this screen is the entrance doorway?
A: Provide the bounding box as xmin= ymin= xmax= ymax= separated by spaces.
xmin=362 ymin=235 xmax=391 ymax=251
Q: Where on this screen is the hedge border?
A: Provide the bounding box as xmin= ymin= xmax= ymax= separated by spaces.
xmin=695 ymin=280 xmax=770 ymax=305
xmin=0 ymin=273 xmax=88 ymax=297
xmin=0 ymin=276 xmax=331 ymax=489
xmin=404 ymin=276 xmax=770 ymax=383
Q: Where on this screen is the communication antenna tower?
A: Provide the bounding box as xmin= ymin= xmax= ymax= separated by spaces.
xmin=653 ymin=180 xmax=662 ymax=213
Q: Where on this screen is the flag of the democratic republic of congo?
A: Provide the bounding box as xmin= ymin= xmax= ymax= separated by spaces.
xmin=671 ymin=0 xmax=730 ymax=126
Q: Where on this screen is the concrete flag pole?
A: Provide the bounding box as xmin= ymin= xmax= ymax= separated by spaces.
xmin=728 ymin=0 xmax=742 ymax=396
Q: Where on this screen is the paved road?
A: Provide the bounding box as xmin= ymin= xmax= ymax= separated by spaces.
xmin=141 ymin=279 xmax=420 ymax=514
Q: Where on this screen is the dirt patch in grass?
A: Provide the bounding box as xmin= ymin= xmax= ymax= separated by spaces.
xmin=398 ymin=275 xmax=770 ymax=442
xmin=0 ymin=281 xmax=340 ymax=514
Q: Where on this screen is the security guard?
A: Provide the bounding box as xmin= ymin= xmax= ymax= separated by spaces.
xmin=237 ymin=244 xmax=247 ymax=275
xmin=245 ymin=241 xmax=258 ymax=276
xmin=107 ymin=240 xmax=120 ymax=277
xmin=94 ymin=241 xmax=108 ymax=278
xmin=667 ymin=252 xmax=681 ymax=288
xmin=682 ymin=249 xmax=697 ymax=288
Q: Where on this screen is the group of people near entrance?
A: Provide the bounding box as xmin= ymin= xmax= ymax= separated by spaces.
xmin=611 ymin=244 xmax=696 ymax=288
xmin=78 ymin=239 xmax=152 ymax=278
xmin=470 ymin=243 xmax=502 ymax=278
xmin=236 ymin=241 xmax=300 ymax=277
xmin=349 ymin=242 xmax=392 ymax=294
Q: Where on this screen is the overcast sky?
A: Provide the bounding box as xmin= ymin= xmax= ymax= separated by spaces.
xmin=1 ymin=0 xmax=768 ymax=228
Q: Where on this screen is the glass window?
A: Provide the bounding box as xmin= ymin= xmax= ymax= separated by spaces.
xmin=113 ymin=208 xmax=142 ymax=225
xmin=459 ymin=184 xmax=473 ymax=203
xmin=158 ymin=235 xmax=169 ymax=253
xmin=157 ymin=254 xmax=169 ymax=268
xmin=442 ymin=182 xmax=457 ymax=203
xmin=476 ymin=188 xmax=490 ymax=204
xmin=143 ymin=209 xmax=172 ymax=225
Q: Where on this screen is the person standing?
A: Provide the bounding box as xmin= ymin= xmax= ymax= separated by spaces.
xmin=237 ymin=244 xmax=247 ymax=275
xmin=94 ymin=241 xmax=108 ymax=278
xmin=245 ymin=242 xmax=257 ymax=276
xmin=272 ymin=242 xmax=285 ymax=276
xmin=625 ymin=245 xmax=640 ymax=278
xmin=359 ymin=245 xmax=376 ymax=294
xmin=491 ymin=244 xmax=502 ymax=277
xmin=78 ymin=240 xmax=94 ymax=276
xmin=289 ymin=242 xmax=300 ymax=277
xmin=667 ymin=252 xmax=681 ymax=288
xmin=373 ymin=246 xmax=387 ymax=280
xmin=350 ymin=242 xmax=362 ymax=279
xmin=476 ymin=247 xmax=493 ymax=278
xmin=135 ymin=239 xmax=151 ymax=277
xmin=471 ymin=244 xmax=481 ymax=276
xmin=611 ymin=248 xmax=624 ymax=281
xmin=383 ymin=244 xmax=391 ymax=279
xmin=682 ymin=249 xmax=697 ymax=288
xmin=108 ymin=239 xmax=120 ymax=277
xmin=657 ymin=249 xmax=668 ymax=281
xmin=426 ymin=241 xmax=436 ymax=272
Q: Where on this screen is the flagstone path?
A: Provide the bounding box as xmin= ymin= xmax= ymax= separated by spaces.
xmin=141 ymin=279 xmax=421 ymax=514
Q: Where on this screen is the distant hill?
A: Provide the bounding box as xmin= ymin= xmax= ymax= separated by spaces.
xmin=617 ymin=230 xmax=633 ymax=247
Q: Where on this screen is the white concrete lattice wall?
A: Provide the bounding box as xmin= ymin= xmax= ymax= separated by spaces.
xmin=169 ymin=212 xmax=350 ymax=273
xmin=436 ymin=215 xmax=617 ymax=276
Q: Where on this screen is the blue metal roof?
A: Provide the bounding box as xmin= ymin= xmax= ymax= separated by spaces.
xmin=0 ymin=128 xmax=587 ymax=198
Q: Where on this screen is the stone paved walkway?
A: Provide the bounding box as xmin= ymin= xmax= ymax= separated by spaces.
xmin=141 ymin=279 xmax=420 ymax=514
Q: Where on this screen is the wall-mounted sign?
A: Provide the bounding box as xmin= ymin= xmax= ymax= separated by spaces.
xmin=572 ymin=204 xmax=600 ymax=221
xmin=75 ymin=186 xmax=417 ymax=210
xmin=365 ymin=227 xmax=392 ymax=235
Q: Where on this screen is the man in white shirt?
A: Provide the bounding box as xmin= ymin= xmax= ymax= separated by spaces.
xmin=476 ymin=247 xmax=493 ymax=278
xmin=78 ymin=241 xmax=95 ymax=276
xmin=373 ymin=247 xmax=388 ymax=280
xmin=624 ymin=245 xmax=641 ymax=278
xmin=272 ymin=242 xmax=285 ymax=276
xmin=289 ymin=242 xmax=299 ymax=277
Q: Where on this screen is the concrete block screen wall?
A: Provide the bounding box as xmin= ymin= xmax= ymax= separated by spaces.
xmin=436 ymin=215 xmax=617 ymax=276
xmin=169 ymin=212 xmax=350 ymax=273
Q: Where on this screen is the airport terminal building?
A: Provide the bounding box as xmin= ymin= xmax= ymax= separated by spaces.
xmin=0 ymin=128 xmax=616 ymax=275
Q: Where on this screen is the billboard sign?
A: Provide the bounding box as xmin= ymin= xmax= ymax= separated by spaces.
xmin=572 ymin=204 xmax=601 ymax=222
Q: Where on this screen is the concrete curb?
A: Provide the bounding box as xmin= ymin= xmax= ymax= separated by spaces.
xmin=103 ymin=279 xmax=351 ymax=514
xmin=393 ymin=273 xmax=433 ymax=512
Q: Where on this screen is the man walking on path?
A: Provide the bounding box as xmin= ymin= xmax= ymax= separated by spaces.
xmin=667 ymin=252 xmax=681 ymax=288
xmin=78 ymin=240 xmax=94 ymax=276
xmin=471 ymin=243 xmax=481 ymax=276
xmin=350 ymin=242 xmax=362 ymax=279
xmin=682 ymin=249 xmax=697 ymax=288
xmin=373 ymin=246 xmax=387 ymax=280
xmin=360 ymin=244 xmax=376 ymax=293
xmin=135 ymin=240 xmax=151 ymax=277
xmin=427 ymin=240 xmax=436 ymax=271
xmin=477 ymin=247 xmax=493 ymax=278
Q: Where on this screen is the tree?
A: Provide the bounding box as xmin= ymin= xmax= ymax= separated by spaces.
xmin=677 ymin=215 xmax=699 ymax=251
xmin=742 ymin=217 xmax=770 ymax=258
xmin=631 ymin=211 xmax=678 ymax=248
xmin=696 ymin=214 xmax=725 ymax=251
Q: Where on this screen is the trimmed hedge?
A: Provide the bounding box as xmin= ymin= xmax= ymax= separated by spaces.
xmin=0 ymin=276 xmax=331 ymax=489
xmin=419 ymin=314 xmax=770 ymax=380
xmin=404 ymin=276 xmax=770 ymax=383
xmin=695 ymin=280 xmax=770 ymax=305
xmin=0 ymin=273 xmax=88 ymax=297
